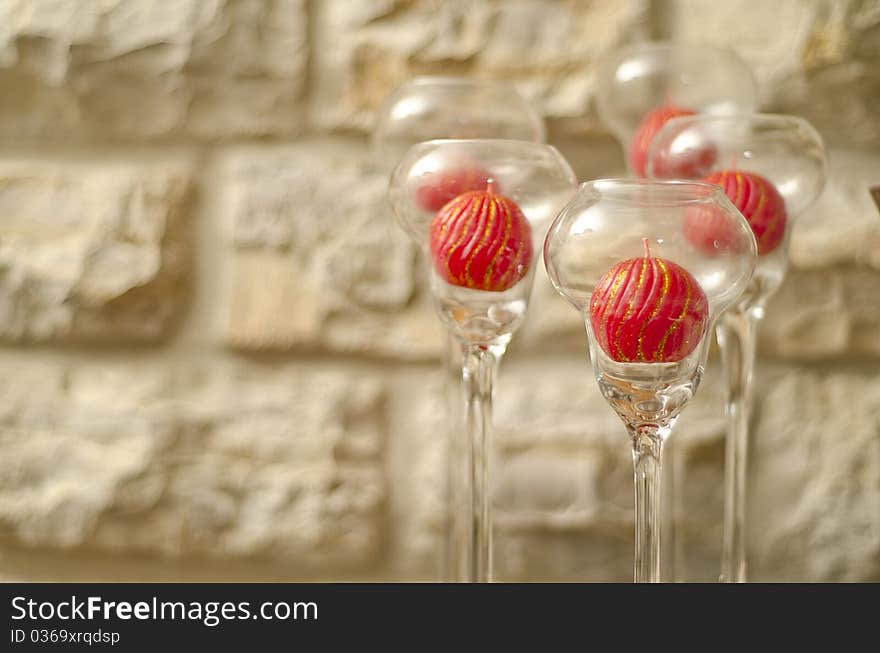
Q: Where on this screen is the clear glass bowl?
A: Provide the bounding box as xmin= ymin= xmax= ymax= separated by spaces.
xmin=595 ymin=42 xmax=758 ymax=176
xmin=646 ymin=112 xmax=827 ymax=307
xmin=373 ymin=77 xmax=545 ymax=175
xmin=390 ymin=138 xmax=577 ymax=345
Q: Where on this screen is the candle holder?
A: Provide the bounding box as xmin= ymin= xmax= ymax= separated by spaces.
xmin=544 ymin=179 xmax=757 ymax=582
xmin=646 ymin=113 xmax=827 ymax=582
xmin=389 ymin=139 xmax=577 ymax=582
xmin=595 ymin=41 xmax=757 ymax=177
xmin=373 ymin=77 xmax=545 ymax=581
xmin=373 ymin=76 xmax=545 ymax=175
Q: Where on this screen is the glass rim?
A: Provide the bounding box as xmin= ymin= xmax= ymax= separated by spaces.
xmin=405 ymin=137 xmax=565 ymax=156
xmin=601 ymin=39 xmax=752 ymax=63
xmin=403 ymin=75 xmax=522 ymax=89
xmin=659 ymin=111 xmax=822 ymax=133
xmin=577 ymin=178 xmax=731 ymax=205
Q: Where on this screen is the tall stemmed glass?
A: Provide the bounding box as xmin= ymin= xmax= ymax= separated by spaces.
xmin=390 ymin=139 xmax=577 ymax=582
xmin=647 ymin=114 xmax=828 ymax=582
xmin=373 ymin=77 xmax=545 ymax=581
xmin=595 ymin=42 xmax=757 ymax=177
xmin=596 ymin=44 xmax=757 ymax=578
xmin=544 ymin=179 xmax=757 ymax=582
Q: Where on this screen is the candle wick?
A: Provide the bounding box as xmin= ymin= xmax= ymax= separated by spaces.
xmin=486 ymin=179 xmax=496 ymax=195
xmin=642 ymin=237 xmax=652 ymax=258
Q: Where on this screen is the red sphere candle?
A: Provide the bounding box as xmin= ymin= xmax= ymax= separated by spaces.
xmin=429 ymin=181 xmax=532 ymax=292
xmin=416 ymin=164 xmax=493 ymax=213
xmin=696 ymin=170 xmax=787 ymax=255
xmin=629 ymin=105 xmax=704 ymax=177
xmin=589 ymin=240 xmax=709 ymax=363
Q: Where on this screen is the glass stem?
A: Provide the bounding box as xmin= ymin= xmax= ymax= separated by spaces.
xmin=663 ymin=443 xmax=685 ymax=582
xmin=717 ymin=307 xmax=759 ymax=583
xmin=461 ymin=343 xmax=500 ymax=583
xmin=443 ymin=334 xmax=467 ymax=582
xmin=631 ymin=424 xmax=668 ymax=583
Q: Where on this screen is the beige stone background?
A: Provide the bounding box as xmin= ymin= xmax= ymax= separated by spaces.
xmin=0 ymin=0 xmax=878 ymax=582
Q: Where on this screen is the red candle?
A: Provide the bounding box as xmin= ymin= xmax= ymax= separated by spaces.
xmin=589 ymin=239 xmax=709 ymax=363
xmin=629 ymin=105 xmax=711 ymax=178
xmin=416 ymin=164 xmax=493 ymax=213
xmin=685 ymin=170 xmax=787 ymax=256
xmin=429 ymin=181 xmax=532 ymax=292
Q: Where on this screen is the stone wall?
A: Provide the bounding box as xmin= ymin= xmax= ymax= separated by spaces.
xmin=0 ymin=0 xmax=877 ymax=582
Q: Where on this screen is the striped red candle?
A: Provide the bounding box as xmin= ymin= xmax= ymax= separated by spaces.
xmin=629 ymin=105 xmax=709 ymax=178
xmin=589 ymin=240 xmax=709 ymax=363
xmin=416 ymin=164 xmax=493 ymax=212
xmin=697 ymin=170 xmax=787 ymax=255
xmin=429 ymin=181 xmax=532 ymax=292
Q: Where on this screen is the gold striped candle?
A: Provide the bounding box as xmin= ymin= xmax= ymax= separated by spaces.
xmin=701 ymin=170 xmax=787 ymax=255
xmin=589 ymin=240 xmax=709 ymax=363
xmin=429 ymin=182 xmax=532 ymax=292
